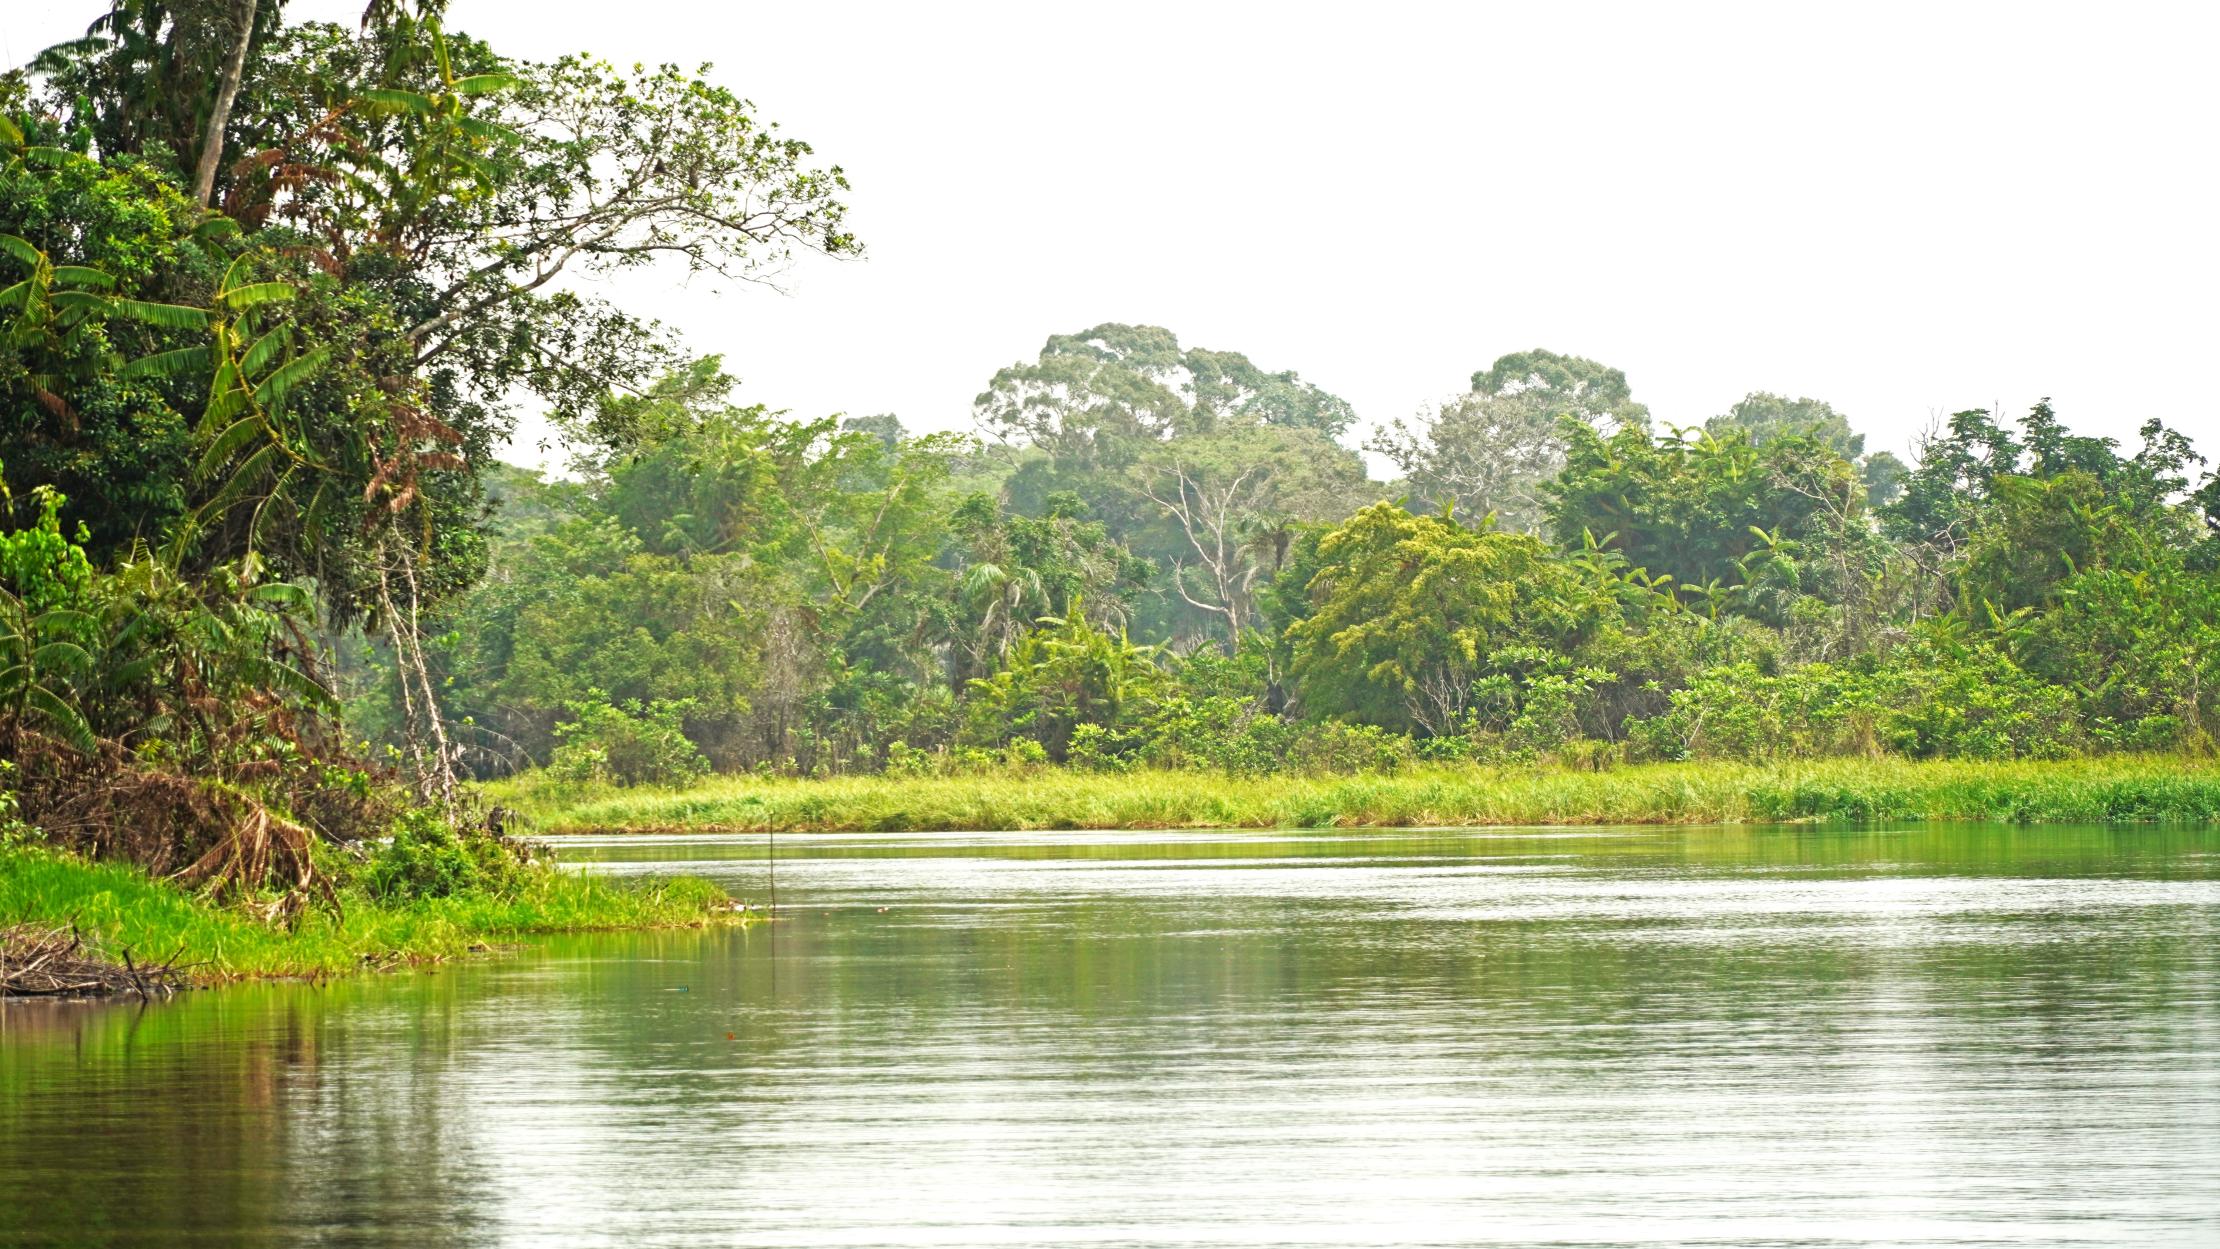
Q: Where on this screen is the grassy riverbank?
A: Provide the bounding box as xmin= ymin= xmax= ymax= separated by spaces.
xmin=489 ymin=755 xmax=2220 ymax=833
xmin=0 ymin=848 xmax=736 ymax=987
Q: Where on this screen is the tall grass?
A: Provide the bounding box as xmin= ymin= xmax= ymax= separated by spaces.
xmin=0 ymin=848 xmax=733 ymax=983
xmin=488 ymin=755 xmax=2220 ymax=834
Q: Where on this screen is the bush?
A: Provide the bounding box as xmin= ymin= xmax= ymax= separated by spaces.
xmin=1134 ymin=694 xmax=1291 ymax=774
xmin=361 ymin=809 xmax=487 ymax=902
xmin=549 ymin=692 xmax=710 ymax=787
xmin=1626 ymin=662 xmax=1877 ymax=761
xmin=883 ymin=740 xmax=938 ymax=778
xmin=1879 ymin=645 xmax=2080 ymax=760
xmin=1067 ymin=722 xmax=1137 ymax=773
xmin=1285 ymin=721 xmax=1417 ymax=774
xmin=1627 ymin=643 xmax=2084 ymax=763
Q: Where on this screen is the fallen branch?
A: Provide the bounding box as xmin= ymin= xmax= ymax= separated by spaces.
xmin=0 ymin=924 xmax=188 ymax=999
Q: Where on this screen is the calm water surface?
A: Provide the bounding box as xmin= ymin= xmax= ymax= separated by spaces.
xmin=4 ymin=824 xmax=2218 ymax=1247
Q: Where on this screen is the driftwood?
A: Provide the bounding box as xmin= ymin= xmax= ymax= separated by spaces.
xmin=0 ymin=924 xmax=188 ymax=1000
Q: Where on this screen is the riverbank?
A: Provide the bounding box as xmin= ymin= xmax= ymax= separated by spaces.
xmin=489 ymin=755 xmax=2220 ymax=833
xmin=0 ymin=848 xmax=737 ymax=990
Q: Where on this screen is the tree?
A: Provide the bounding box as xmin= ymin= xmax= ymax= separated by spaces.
xmin=1469 ymin=349 xmax=1650 ymax=429
xmin=948 ymin=491 xmax=1147 ymax=680
xmin=1546 ymin=420 xmax=1863 ymax=613
xmin=975 ymin=323 xmax=1356 ymax=468
xmin=190 ymin=0 xmax=259 ymax=207
xmin=34 ymin=0 xmax=288 ymax=207
xmin=1882 ymin=407 xmax=2023 ymax=551
xmin=1706 ymin=392 xmax=1863 ymax=458
xmin=2025 ymin=563 xmax=2220 ymax=749
xmin=962 ymin=601 xmax=1165 ymax=761
xmin=1287 ymin=503 xmax=1611 ymax=734
xmin=1367 ymin=348 xmax=1648 ymax=532
xmin=1957 ymin=471 xmax=2156 ymax=616
xmin=1883 ymin=401 xmax=2207 ymax=618
xmin=1132 ymin=424 xmax=1369 ymax=651
xmin=12 ymin=7 xmax=860 ymax=801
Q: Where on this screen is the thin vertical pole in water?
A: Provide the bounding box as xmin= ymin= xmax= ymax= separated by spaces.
xmin=767 ymin=824 xmax=777 ymax=917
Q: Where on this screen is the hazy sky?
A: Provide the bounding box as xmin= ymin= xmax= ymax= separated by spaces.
xmin=9 ymin=1 xmax=2218 ymax=470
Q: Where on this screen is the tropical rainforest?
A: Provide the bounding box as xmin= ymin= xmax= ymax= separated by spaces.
xmin=5 ymin=2 xmax=2220 ymax=927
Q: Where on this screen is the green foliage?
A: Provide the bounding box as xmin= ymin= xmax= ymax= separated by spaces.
xmin=1546 ymin=419 xmax=1863 ymax=608
xmin=1958 ymin=471 xmax=2156 ymax=614
xmin=361 ymin=807 xmax=486 ymax=901
xmin=1 ymin=844 xmax=734 ymax=983
xmin=975 ymin=322 xmax=1356 ymax=464
xmin=1287 ymin=503 xmax=1610 ymax=734
xmin=549 ymin=693 xmax=711 ymax=788
xmin=490 ymin=756 xmax=2220 ymax=835
xmin=1468 ymin=647 xmax=1614 ymax=761
xmin=1367 ymin=348 xmax=1649 ymax=532
xmin=1626 ymin=643 xmax=2085 ymax=763
xmin=963 ymin=603 xmax=1165 ymax=762
xmin=975 ymin=322 xmax=1370 ymax=647
xmin=14 ymin=2 xmax=2220 ymax=854
xmin=0 ymin=472 xmax=99 ymax=751
xmin=2023 ymin=563 xmax=2220 ymax=749
xmin=1707 ymin=392 xmax=1864 ymax=458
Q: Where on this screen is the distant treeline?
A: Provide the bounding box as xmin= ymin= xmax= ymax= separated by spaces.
xmin=404 ymin=338 xmax=2220 ymax=784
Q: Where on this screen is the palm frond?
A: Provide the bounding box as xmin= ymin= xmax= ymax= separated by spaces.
xmin=216 ymin=281 xmax=296 ymax=312
xmin=49 ymin=265 xmax=117 ymax=290
xmin=120 ymin=345 xmax=214 ymax=381
xmin=0 ymin=234 xmax=41 ymax=269
xmin=450 ymin=72 xmax=520 ymax=96
xmin=198 ymin=415 xmax=269 ymax=477
xmin=108 ymin=299 xmax=211 ymax=330
xmin=251 ymin=346 xmax=329 ymax=412
xmin=357 ymin=87 xmax=434 ymax=114
xmin=238 ymin=325 xmax=292 ymax=378
xmin=24 ymin=683 xmax=95 ymax=753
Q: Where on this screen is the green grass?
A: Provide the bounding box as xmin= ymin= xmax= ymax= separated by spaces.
xmin=0 ymin=847 xmax=736 ymax=984
xmin=487 ymin=755 xmax=2220 ymax=834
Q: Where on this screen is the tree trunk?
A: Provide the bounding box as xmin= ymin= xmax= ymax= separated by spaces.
xmin=191 ymin=0 xmax=260 ymax=209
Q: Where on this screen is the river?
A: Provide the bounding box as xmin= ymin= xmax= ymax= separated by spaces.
xmin=4 ymin=824 xmax=2217 ymax=1247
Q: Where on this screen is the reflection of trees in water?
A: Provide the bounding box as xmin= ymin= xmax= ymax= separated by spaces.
xmin=0 ymin=977 xmax=504 ymax=1246
xmin=4 ymin=824 xmax=2215 ymax=1242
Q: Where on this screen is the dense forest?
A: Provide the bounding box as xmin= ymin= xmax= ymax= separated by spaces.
xmin=430 ymin=346 xmax=2220 ymax=786
xmin=4 ymin=0 xmax=2220 ymax=912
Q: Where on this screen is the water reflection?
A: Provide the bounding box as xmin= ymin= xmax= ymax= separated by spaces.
xmin=4 ymin=824 xmax=2217 ymax=1247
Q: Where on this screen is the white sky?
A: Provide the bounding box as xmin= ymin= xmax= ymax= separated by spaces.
xmin=9 ymin=1 xmax=2219 ymax=472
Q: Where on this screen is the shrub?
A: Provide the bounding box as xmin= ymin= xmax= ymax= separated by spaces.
xmin=1627 ymin=643 xmax=2084 ymax=763
xmin=361 ymin=809 xmax=486 ymax=902
xmin=1285 ymin=721 xmax=1417 ymax=774
xmin=1067 ymin=723 xmax=1136 ymax=773
xmin=1134 ymin=694 xmax=1291 ymax=774
xmin=549 ymin=692 xmax=710 ymax=787
xmin=1626 ymin=662 xmax=1878 ymax=761
xmin=1878 ymin=645 xmax=2080 ymax=760
xmin=883 ymin=740 xmax=939 ymax=778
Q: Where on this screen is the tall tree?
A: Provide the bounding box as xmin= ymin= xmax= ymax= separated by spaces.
xmin=1706 ymin=392 xmax=1863 ymax=457
xmin=190 ymin=0 xmax=259 ymax=207
xmin=1367 ymin=348 xmax=1648 ymax=532
xmin=975 ymin=323 xmax=1356 ymax=468
xmin=1133 ymin=424 xmax=1368 ymax=652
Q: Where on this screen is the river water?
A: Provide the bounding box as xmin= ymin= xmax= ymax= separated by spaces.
xmin=3 ymin=824 xmax=2218 ymax=1247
